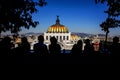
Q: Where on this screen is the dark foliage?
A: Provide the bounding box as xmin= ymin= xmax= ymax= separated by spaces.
xmin=95 ymin=0 xmax=120 ymax=43
xmin=95 ymin=0 xmax=120 ymax=17
xmin=0 ymin=0 xmax=47 ymax=33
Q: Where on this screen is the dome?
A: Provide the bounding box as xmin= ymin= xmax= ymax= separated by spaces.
xmin=46 ymin=16 xmax=69 ymax=33
xmin=47 ymin=24 xmax=69 ymax=33
xmin=70 ymin=34 xmax=80 ymax=40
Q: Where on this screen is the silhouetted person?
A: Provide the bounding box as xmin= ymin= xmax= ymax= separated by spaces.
xmin=33 ymin=35 xmax=48 ymax=56
xmin=83 ymin=39 xmax=94 ymax=56
xmin=110 ymin=36 xmax=120 ymax=56
xmin=16 ymin=37 xmax=30 ymax=55
xmin=0 ymin=36 xmax=13 ymax=56
xmin=49 ymin=37 xmax=61 ymax=55
xmin=71 ymin=40 xmax=83 ymax=56
xmin=99 ymin=41 xmax=104 ymax=53
xmin=70 ymin=40 xmax=83 ymax=64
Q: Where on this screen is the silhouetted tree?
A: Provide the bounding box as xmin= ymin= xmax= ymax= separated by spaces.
xmin=0 ymin=0 xmax=47 ymax=34
xmin=95 ymin=0 xmax=120 ymax=17
xmin=95 ymin=0 xmax=120 ymax=44
xmin=100 ymin=18 xmax=120 ymax=43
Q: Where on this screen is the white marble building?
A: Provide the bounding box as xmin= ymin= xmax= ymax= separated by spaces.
xmin=44 ymin=16 xmax=80 ymax=50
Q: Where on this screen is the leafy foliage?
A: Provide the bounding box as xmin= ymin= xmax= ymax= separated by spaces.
xmin=100 ymin=18 xmax=120 ymax=33
xmin=95 ymin=0 xmax=120 ymax=43
xmin=0 ymin=0 xmax=47 ymax=33
xmin=95 ymin=0 xmax=120 ymax=17
xmin=95 ymin=0 xmax=120 ymax=33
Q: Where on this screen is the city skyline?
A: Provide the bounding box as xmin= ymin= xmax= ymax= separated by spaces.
xmin=2 ymin=0 xmax=120 ymax=36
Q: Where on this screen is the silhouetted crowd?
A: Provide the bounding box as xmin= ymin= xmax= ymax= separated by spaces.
xmin=0 ymin=35 xmax=120 ymax=65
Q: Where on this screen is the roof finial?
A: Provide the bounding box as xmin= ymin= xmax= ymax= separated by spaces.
xmin=57 ymin=15 xmax=59 ymax=19
xmin=56 ymin=15 xmax=60 ymax=24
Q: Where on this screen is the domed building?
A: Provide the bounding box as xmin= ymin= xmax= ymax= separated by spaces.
xmin=44 ymin=16 xmax=80 ymax=50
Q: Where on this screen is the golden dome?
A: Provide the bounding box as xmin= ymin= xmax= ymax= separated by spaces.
xmin=46 ymin=16 xmax=69 ymax=33
xmin=47 ymin=24 xmax=69 ymax=33
xmin=70 ymin=34 xmax=80 ymax=40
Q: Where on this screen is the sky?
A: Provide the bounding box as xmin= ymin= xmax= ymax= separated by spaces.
xmin=5 ymin=0 xmax=120 ymax=36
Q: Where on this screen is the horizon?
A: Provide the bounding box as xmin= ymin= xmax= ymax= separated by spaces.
xmin=1 ymin=31 xmax=119 ymax=37
xmin=1 ymin=0 xmax=120 ymax=36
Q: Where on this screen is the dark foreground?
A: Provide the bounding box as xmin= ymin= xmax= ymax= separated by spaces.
xmin=2 ymin=52 xmax=119 ymax=66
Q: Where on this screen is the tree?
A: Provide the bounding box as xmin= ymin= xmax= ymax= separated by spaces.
xmin=0 ymin=0 xmax=47 ymax=34
xmin=100 ymin=18 xmax=120 ymax=43
xmin=95 ymin=0 xmax=120 ymax=17
xmin=95 ymin=0 xmax=120 ymax=43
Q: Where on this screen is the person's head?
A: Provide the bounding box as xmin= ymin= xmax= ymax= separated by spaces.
xmin=38 ymin=35 xmax=44 ymax=42
xmin=113 ymin=36 xmax=119 ymax=43
xmin=2 ymin=36 xmax=11 ymax=44
xmin=50 ymin=37 xmax=57 ymax=44
xmin=21 ymin=37 xmax=28 ymax=43
xmin=85 ymin=39 xmax=90 ymax=45
xmin=77 ymin=40 xmax=83 ymax=45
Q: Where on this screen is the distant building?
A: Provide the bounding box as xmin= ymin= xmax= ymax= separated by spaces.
xmin=44 ymin=16 xmax=80 ymax=50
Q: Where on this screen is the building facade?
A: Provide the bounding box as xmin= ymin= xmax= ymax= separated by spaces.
xmin=44 ymin=16 xmax=80 ymax=50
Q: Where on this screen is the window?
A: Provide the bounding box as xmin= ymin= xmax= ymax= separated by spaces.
xmin=56 ymin=36 xmax=58 ymax=39
xmin=63 ymin=36 xmax=65 ymax=40
xmin=67 ymin=36 xmax=69 ymax=40
xmin=46 ymin=36 xmax=48 ymax=40
xmin=60 ymin=36 xmax=62 ymax=40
